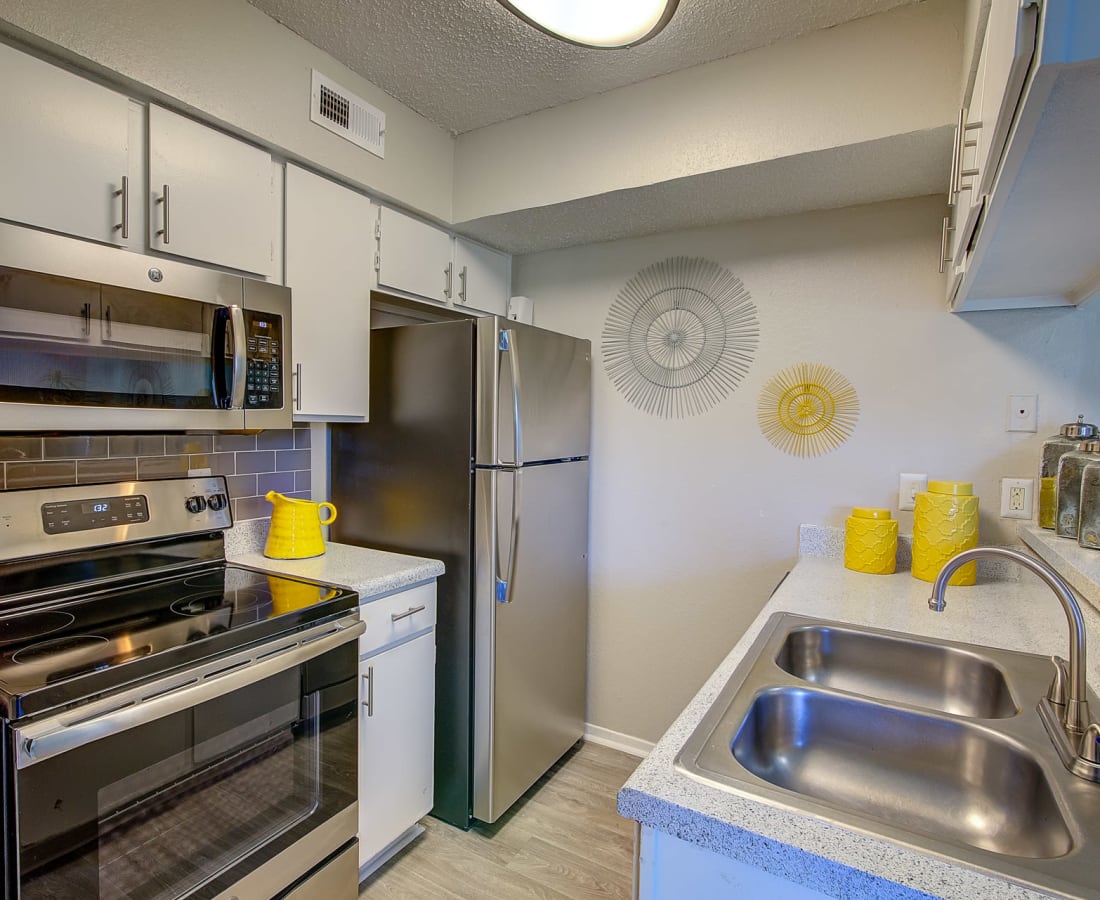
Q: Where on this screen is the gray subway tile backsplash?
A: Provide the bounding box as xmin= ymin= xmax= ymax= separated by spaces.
xmin=0 ymin=426 xmax=312 ymax=520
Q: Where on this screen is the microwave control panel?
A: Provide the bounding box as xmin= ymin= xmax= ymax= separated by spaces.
xmin=41 ymin=496 xmax=149 ymax=534
xmin=244 ymin=311 xmax=283 ymax=409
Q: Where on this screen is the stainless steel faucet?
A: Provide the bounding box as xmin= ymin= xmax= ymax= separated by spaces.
xmin=928 ymin=547 xmax=1091 ymax=734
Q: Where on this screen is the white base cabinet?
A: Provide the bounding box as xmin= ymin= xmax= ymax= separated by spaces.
xmin=357 ymin=582 xmax=437 ymax=877
xmin=636 ymin=825 xmax=833 ymax=900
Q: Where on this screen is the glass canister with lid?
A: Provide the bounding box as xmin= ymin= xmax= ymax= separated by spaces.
xmin=1057 ymin=439 xmax=1100 ymax=539
xmin=1040 ymin=415 xmax=1098 ymax=529
xmin=912 ymin=480 xmax=979 ymax=584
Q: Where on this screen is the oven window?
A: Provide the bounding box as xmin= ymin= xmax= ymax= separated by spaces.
xmin=14 ymin=644 xmax=357 ymax=899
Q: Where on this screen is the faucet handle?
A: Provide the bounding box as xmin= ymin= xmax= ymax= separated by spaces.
xmin=1048 ymin=656 xmax=1069 ymax=707
xmin=1078 ymin=723 xmax=1100 ymax=764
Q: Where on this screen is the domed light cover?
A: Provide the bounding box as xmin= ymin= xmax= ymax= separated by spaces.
xmin=499 ymin=0 xmax=679 ymax=48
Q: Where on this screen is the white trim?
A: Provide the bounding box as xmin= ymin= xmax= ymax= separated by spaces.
xmin=584 ymin=723 xmax=655 ymax=758
xmin=358 ymin=823 xmax=425 ymax=882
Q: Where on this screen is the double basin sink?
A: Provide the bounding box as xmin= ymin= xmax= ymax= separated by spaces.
xmin=675 ymin=614 xmax=1100 ymax=898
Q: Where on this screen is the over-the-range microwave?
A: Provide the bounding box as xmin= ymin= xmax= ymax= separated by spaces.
xmin=0 ymin=221 xmax=292 ymax=431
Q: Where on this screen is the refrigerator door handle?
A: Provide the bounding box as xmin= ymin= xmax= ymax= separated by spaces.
xmin=495 ymin=469 xmax=522 ymax=604
xmin=499 ymin=328 xmax=523 ymax=465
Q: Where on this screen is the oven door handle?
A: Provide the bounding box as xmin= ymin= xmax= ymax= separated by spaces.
xmin=14 ymin=616 xmax=364 ymax=769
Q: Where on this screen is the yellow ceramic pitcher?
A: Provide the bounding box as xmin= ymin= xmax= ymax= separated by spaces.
xmin=263 ymin=491 xmax=337 ymax=559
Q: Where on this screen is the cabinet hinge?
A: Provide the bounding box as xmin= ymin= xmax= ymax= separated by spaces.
xmin=375 ymin=219 xmax=382 ymax=240
xmin=374 ymin=253 xmax=380 ymax=272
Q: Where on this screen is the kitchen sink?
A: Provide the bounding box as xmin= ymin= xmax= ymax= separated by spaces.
xmin=676 ymin=613 xmax=1100 ymax=898
xmin=775 ymin=623 xmax=1018 ymax=718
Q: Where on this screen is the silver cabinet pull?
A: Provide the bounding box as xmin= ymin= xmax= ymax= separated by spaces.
xmin=294 ymin=363 xmax=303 ymax=411
xmin=948 ymin=108 xmax=963 ymax=202
xmin=156 ymin=183 xmax=170 ymax=244
xmin=391 ymin=605 xmax=426 ymax=623
xmin=939 ymin=216 xmax=955 ymax=274
xmin=113 ymin=175 xmax=129 ymax=239
xmin=81 ymin=302 xmax=92 ymax=337
xmin=458 ymin=265 xmax=468 ymax=303
xmin=104 ymin=305 xmax=112 ymax=340
xmin=362 ymin=666 xmax=374 ymax=717
xmin=443 ymin=261 xmax=454 ymax=300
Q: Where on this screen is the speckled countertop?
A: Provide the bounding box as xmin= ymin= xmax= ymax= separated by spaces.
xmin=618 ymin=533 xmax=1100 ymax=900
xmin=224 ymin=518 xmax=443 ymax=601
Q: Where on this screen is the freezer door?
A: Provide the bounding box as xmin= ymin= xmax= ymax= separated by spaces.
xmin=476 ymin=318 xmax=591 ymax=466
xmin=473 ymin=460 xmax=589 ymax=823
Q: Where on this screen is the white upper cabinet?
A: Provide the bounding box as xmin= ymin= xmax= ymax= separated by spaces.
xmin=148 ymin=105 xmax=275 ymax=276
xmin=454 ymin=237 xmax=511 ymax=317
xmin=285 ymin=164 xmax=373 ymax=421
xmin=376 ymin=206 xmax=512 ymax=314
xmin=376 ymin=206 xmax=454 ymax=305
xmin=0 ymin=43 xmax=131 ymax=247
xmin=950 ymin=0 xmax=1100 ymax=311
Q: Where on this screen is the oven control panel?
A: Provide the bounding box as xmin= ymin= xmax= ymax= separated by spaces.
xmin=41 ymin=496 xmax=149 ymax=534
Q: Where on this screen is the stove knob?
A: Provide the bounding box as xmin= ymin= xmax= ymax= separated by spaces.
xmin=185 ymin=495 xmax=208 ymax=514
xmin=207 ymin=492 xmax=228 ymax=511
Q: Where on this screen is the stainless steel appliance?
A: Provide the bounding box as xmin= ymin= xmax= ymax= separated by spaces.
xmin=0 ymin=221 xmax=291 ymax=431
xmin=331 ymin=318 xmax=590 ymax=826
xmin=0 ymin=477 xmax=363 ymax=899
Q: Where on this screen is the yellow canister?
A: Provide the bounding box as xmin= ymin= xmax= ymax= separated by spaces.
xmin=844 ymin=507 xmax=898 ymax=575
xmin=912 ymin=480 xmax=979 ymax=584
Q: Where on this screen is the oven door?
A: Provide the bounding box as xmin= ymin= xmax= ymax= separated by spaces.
xmin=8 ymin=617 xmax=363 ymax=900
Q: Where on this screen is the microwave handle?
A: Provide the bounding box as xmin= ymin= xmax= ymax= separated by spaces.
xmin=227 ymin=306 xmax=247 ymax=410
xmin=14 ymin=617 xmax=365 ymax=769
xmin=211 ymin=307 xmax=231 ymax=408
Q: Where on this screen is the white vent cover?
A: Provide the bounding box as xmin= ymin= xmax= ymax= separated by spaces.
xmin=310 ymin=69 xmax=385 ymax=158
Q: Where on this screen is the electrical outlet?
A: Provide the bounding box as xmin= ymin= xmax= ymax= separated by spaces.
xmin=899 ymin=473 xmax=927 ymax=511
xmin=1000 ymin=477 xmax=1034 ymax=519
xmin=1007 ymin=394 xmax=1038 ymax=432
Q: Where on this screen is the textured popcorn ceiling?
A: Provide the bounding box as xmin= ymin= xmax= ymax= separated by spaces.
xmin=246 ymin=0 xmax=919 ymax=134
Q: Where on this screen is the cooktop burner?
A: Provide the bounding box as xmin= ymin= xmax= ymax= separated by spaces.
xmin=0 ymin=610 xmax=76 ymax=646
xmin=0 ymin=564 xmax=356 ymax=718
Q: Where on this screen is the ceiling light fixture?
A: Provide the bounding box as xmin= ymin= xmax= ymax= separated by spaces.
xmin=498 ymin=0 xmax=679 ymax=49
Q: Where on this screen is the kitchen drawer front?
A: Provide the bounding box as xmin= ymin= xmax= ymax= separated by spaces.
xmin=359 ymin=581 xmax=437 ymax=657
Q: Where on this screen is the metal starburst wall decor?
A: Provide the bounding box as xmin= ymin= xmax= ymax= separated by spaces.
xmin=601 ymin=257 xmax=759 ymax=418
xmin=757 ymin=362 xmax=859 ymax=457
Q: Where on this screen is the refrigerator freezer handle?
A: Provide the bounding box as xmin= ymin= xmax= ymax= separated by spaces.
xmin=499 ymin=328 xmax=523 ymax=465
xmin=495 ymin=469 xmax=522 ymax=604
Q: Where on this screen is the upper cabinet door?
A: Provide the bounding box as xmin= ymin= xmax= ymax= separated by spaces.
xmin=376 ymin=206 xmax=453 ymax=305
xmin=454 ymin=238 xmax=511 ymax=317
xmin=0 ymin=44 xmax=130 ymax=247
xmin=285 ymin=164 xmax=372 ymax=420
xmin=148 ymin=105 xmax=274 ymax=276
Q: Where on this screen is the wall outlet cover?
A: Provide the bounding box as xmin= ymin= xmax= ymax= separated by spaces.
xmin=1000 ymin=477 xmax=1035 ymax=519
xmin=899 ymin=473 xmax=928 ymax=511
xmin=1007 ymin=394 xmax=1038 ymax=432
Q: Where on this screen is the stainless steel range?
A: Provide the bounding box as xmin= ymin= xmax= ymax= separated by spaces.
xmin=0 ymin=476 xmax=364 ymax=900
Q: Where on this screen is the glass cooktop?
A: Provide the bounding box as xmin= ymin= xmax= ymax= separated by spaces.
xmin=0 ymin=565 xmax=357 ymax=718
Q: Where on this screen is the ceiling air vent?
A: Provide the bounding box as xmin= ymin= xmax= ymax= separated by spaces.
xmin=310 ymin=69 xmax=385 ymax=158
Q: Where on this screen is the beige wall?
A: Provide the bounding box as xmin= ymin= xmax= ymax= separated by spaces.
xmin=454 ymin=0 xmax=963 ymax=223
xmin=514 ymin=195 xmax=1100 ymax=743
xmin=0 ymin=0 xmax=455 ymax=222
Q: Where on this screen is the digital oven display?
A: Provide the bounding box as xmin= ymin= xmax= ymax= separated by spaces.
xmin=42 ymin=495 xmax=149 ymax=534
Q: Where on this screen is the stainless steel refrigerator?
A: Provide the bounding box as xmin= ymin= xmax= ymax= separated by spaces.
xmin=330 ymin=317 xmax=591 ymax=827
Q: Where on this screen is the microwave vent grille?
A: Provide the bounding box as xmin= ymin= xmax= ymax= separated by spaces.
xmin=309 ymin=69 xmax=385 ymax=158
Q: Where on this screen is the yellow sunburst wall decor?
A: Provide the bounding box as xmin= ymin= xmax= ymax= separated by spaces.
xmin=601 ymin=256 xmax=759 ymax=418
xmin=757 ymin=362 xmax=859 ymax=457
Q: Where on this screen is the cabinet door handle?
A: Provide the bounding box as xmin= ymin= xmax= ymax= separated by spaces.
xmin=113 ymin=175 xmax=129 ymax=239
xmin=948 ymin=109 xmax=962 ymax=203
xmin=391 ymin=604 xmax=426 ymax=623
xmin=443 ymin=261 xmax=453 ymax=300
xmin=458 ymin=265 xmax=468 ymax=303
xmin=362 ymin=666 xmax=374 ymax=717
xmin=81 ymin=302 xmax=92 ymax=337
xmin=156 ymin=184 xmax=171 ymax=245
xmin=939 ymin=216 xmax=955 ymax=274
xmin=294 ymin=363 xmax=302 ymax=411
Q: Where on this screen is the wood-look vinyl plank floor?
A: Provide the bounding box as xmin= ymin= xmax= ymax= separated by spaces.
xmin=359 ymin=741 xmax=639 ymax=900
